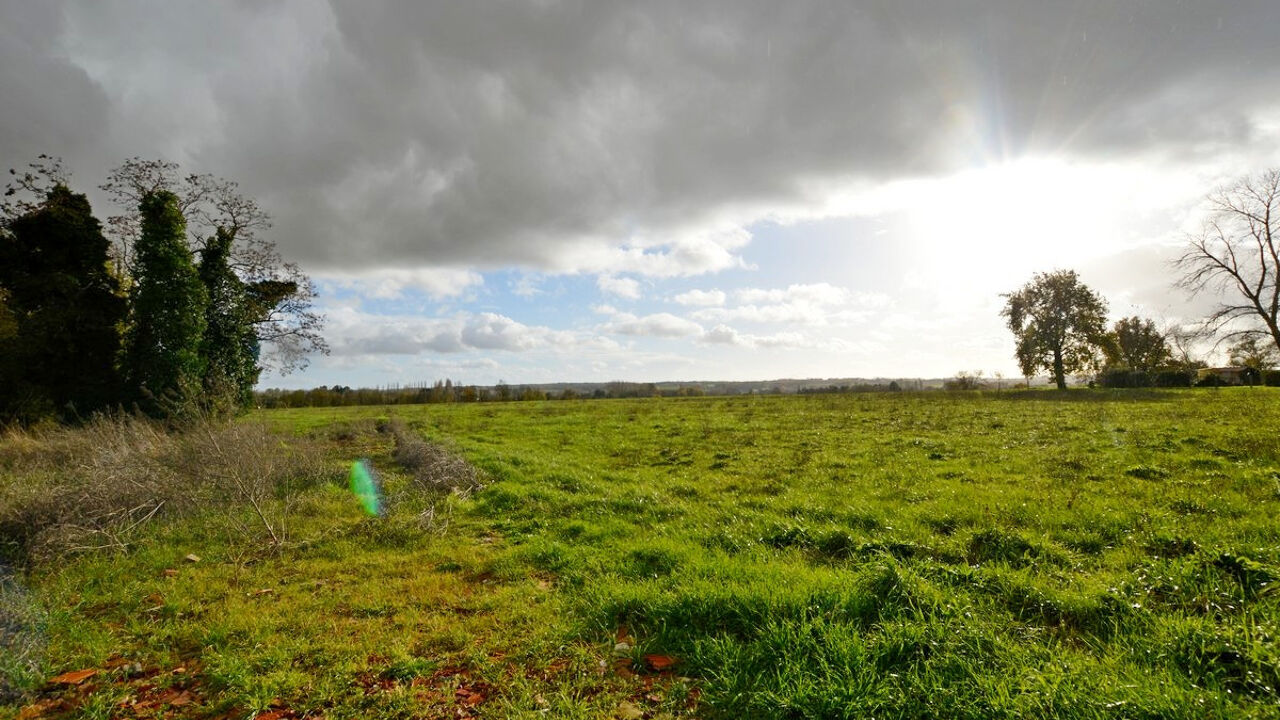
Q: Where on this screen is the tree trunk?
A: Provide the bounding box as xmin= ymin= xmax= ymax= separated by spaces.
xmin=1053 ymin=349 xmax=1066 ymax=390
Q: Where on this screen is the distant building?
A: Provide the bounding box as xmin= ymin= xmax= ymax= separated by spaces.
xmin=1196 ymin=366 xmax=1258 ymax=385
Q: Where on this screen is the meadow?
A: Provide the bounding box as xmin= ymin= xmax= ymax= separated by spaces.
xmin=2 ymin=389 xmax=1279 ymax=719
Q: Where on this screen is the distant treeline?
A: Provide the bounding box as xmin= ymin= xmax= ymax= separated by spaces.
xmin=798 ymin=380 xmax=921 ymax=394
xmin=253 ymin=378 xmax=959 ymax=408
xmin=255 ymin=380 xmax=708 ymax=408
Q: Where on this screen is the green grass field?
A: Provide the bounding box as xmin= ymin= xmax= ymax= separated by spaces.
xmin=4 ymin=389 xmax=1280 ymax=718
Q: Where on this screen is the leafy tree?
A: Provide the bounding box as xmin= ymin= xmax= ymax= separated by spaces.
xmin=1103 ymin=316 xmax=1171 ymax=373
xmin=102 ymin=158 xmax=326 ymax=374
xmin=0 ymin=183 xmax=125 ymax=422
xmin=1176 ymin=169 xmax=1280 ymax=359
xmin=1227 ymin=334 xmax=1279 ymax=371
xmin=122 ymin=191 xmax=207 ymax=417
xmin=198 ymin=227 xmax=259 ymax=413
xmin=1001 ymin=270 xmax=1109 ymax=390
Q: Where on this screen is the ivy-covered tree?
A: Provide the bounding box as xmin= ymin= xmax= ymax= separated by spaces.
xmin=0 ymin=184 xmax=125 ymax=422
xmin=198 ymin=227 xmax=259 ymax=413
xmin=102 ymin=158 xmax=327 ymax=375
xmin=1001 ymin=270 xmax=1109 ymax=390
xmin=122 ymin=191 xmax=207 ymax=417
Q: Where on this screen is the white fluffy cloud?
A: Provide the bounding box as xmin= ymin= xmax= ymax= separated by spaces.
xmin=597 ymin=275 xmax=642 ymax=299
xmin=601 ymin=311 xmax=704 ymax=338
xmin=327 ymin=308 xmax=584 ymax=356
xmin=673 ymin=288 xmax=726 ymax=307
xmin=319 ymin=267 xmax=484 ymax=299
xmin=700 ymin=324 xmax=807 ymax=349
xmin=735 ymin=283 xmax=852 ymax=305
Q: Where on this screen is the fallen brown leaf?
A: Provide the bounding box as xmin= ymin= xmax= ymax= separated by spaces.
xmin=48 ymin=669 xmax=97 ymax=685
xmin=455 ymin=687 xmax=486 ymax=706
xmin=163 ymin=689 xmax=195 ymax=707
xmin=645 ymin=654 xmax=678 ymax=671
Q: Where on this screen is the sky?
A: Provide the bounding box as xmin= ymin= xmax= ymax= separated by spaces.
xmin=4 ymin=1 xmax=1280 ymax=388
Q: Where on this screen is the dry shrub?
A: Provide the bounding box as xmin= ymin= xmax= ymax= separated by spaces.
xmin=183 ymin=422 xmax=329 ymax=546
xmin=0 ymin=416 xmax=328 ymax=564
xmin=391 ymin=425 xmax=483 ymax=497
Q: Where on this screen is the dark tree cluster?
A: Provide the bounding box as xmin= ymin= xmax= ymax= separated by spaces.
xmin=0 ymin=156 xmax=326 ymax=424
xmin=0 ymin=181 xmax=125 ymax=421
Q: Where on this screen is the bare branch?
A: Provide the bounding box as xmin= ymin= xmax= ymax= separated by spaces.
xmin=1175 ymin=168 xmax=1280 ymax=358
xmin=2 ymin=155 xmax=70 ymax=226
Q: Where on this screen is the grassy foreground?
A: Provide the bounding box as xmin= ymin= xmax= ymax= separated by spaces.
xmin=3 ymin=389 xmax=1280 ymax=718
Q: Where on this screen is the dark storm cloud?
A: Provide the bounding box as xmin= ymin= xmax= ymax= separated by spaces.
xmin=3 ymin=1 xmax=1279 ymax=274
xmin=0 ymin=2 xmax=111 ymax=174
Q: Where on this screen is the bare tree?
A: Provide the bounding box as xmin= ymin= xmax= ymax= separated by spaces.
xmin=2 ymin=155 xmax=69 ymax=225
xmin=102 ymin=158 xmax=327 ymax=373
xmin=1175 ymin=169 xmax=1280 ymax=358
xmin=100 ymin=158 xmax=272 ymax=272
xmin=1164 ymin=322 xmax=1207 ymax=371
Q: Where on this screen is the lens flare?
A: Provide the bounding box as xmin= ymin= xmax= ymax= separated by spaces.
xmin=348 ymin=459 xmax=381 ymax=516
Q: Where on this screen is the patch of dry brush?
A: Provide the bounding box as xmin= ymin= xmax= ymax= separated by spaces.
xmin=390 ymin=423 xmax=483 ymax=497
xmin=0 ymin=416 xmax=327 ymax=564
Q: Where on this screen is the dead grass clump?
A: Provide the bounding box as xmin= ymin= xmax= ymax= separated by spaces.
xmin=0 ymin=416 xmax=328 ymax=564
xmin=391 ymin=426 xmax=483 ymax=496
xmin=327 ymin=418 xmax=380 ymax=443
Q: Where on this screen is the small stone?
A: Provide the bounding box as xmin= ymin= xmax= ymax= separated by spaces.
xmin=612 ymin=642 xmax=631 ymax=657
xmin=184 ymin=554 xmax=201 ymax=563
